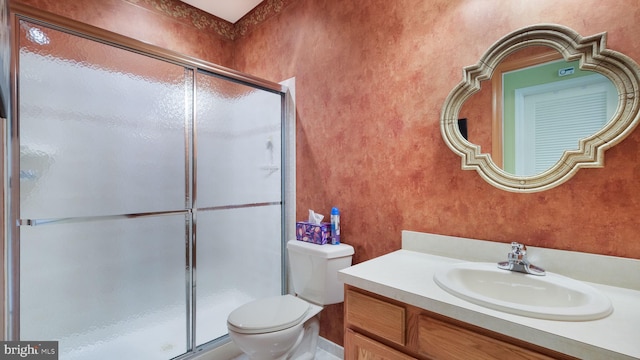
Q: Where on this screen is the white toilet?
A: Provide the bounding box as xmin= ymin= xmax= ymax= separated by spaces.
xmin=227 ymin=240 xmax=354 ymax=360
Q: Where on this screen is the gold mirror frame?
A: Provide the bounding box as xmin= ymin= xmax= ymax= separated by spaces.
xmin=440 ymin=24 xmax=640 ymax=193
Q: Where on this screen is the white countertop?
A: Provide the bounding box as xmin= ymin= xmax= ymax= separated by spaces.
xmin=338 ymin=231 xmax=640 ymax=360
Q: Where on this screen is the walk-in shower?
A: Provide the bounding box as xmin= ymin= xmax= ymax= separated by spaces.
xmin=4 ymin=5 xmax=294 ymax=359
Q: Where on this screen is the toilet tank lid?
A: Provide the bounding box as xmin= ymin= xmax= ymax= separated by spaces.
xmin=287 ymin=240 xmax=354 ymax=258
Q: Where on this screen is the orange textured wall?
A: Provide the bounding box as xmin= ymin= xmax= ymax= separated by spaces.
xmin=8 ymin=0 xmax=640 ymax=348
xmin=232 ymin=0 xmax=640 ymax=344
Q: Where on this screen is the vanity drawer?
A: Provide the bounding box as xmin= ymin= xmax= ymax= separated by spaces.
xmin=345 ymin=289 xmax=406 ymax=346
xmin=417 ymin=315 xmax=555 ymax=360
xmin=345 ymin=329 xmax=416 ymax=360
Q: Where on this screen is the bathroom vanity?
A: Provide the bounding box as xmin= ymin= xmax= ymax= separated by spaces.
xmin=338 ymin=231 xmax=640 ymax=360
xmin=344 ymin=287 xmax=571 ymax=359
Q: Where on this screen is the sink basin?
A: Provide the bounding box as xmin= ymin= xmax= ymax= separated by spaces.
xmin=433 ymin=262 xmax=613 ymax=321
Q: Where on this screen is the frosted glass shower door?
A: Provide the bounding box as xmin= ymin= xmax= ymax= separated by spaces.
xmin=194 ymin=71 xmax=284 ymax=345
xmin=17 ymin=21 xmax=191 ymax=359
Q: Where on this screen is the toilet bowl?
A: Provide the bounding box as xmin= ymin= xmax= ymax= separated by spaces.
xmin=226 ymin=240 xmax=354 ymax=360
xmin=227 ymin=295 xmax=322 ymax=360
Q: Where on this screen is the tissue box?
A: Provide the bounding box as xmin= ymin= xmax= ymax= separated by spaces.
xmin=296 ymin=221 xmax=332 ymax=245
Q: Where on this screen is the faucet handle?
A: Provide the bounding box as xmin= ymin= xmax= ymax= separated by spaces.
xmin=500 ymin=242 xmax=545 ymax=276
xmin=508 ymin=242 xmax=527 ymax=261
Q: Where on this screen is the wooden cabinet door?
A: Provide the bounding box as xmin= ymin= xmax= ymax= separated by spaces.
xmin=418 ymin=316 xmax=556 ymax=360
xmin=345 ymin=329 xmax=417 ymax=360
xmin=345 ymin=289 xmax=406 ymax=346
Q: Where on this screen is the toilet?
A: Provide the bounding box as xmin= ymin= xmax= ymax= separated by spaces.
xmin=227 ymin=240 xmax=354 ymax=360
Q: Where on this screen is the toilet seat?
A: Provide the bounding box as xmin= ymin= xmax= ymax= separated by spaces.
xmin=227 ymin=294 xmax=310 ymax=334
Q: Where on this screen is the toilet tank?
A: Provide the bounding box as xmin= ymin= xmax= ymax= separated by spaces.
xmin=286 ymin=240 xmax=354 ymax=305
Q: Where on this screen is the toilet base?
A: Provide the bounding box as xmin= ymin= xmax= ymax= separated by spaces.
xmin=228 ymin=303 xmax=323 ymax=360
xmin=287 ymin=315 xmax=319 ymax=360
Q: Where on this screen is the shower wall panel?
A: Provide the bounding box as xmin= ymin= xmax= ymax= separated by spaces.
xmin=194 ymin=70 xmax=283 ymax=345
xmin=18 ymin=22 xmax=189 ymax=219
xmin=194 ymin=206 xmax=282 ymax=345
xmin=195 ymin=71 xmax=283 ymax=207
xmin=20 ymin=215 xmax=188 ymax=359
xmin=17 ymin=20 xmax=192 ymax=359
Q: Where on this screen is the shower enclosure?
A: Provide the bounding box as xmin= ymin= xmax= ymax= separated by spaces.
xmin=4 ymin=5 xmax=294 ymax=360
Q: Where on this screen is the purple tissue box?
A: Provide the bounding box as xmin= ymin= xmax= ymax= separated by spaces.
xmin=296 ymin=221 xmax=332 ymax=245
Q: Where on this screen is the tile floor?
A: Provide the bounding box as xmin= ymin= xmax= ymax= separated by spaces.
xmin=231 ymin=337 xmax=342 ymax=360
xmin=314 ymin=347 xmax=342 ymax=360
xmin=231 ymin=347 xmax=339 ymax=360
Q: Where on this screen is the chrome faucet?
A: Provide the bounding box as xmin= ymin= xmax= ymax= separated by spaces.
xmin=497 ymin=242 xmax=546 ymax=276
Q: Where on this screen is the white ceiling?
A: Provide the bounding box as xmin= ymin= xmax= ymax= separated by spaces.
xmin=180 ymin=0 xmax=265 ymax=24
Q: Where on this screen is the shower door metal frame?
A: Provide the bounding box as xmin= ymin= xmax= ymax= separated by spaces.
xmin=4 ymin=3 xmax=293 ymax=355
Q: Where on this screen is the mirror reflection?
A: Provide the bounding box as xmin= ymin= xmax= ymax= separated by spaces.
xmin=459 ymin=46 xmax=618 ymax=176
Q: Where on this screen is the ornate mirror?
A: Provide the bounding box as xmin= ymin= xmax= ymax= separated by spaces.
xmin=440 ymin=24 xmax=640 ymax=192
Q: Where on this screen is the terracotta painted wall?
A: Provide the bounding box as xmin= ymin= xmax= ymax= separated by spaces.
xmin=232 ymin=0 xmax=640 ymax=344
xmin=8 ymin=0 xmax=640 ymax=348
